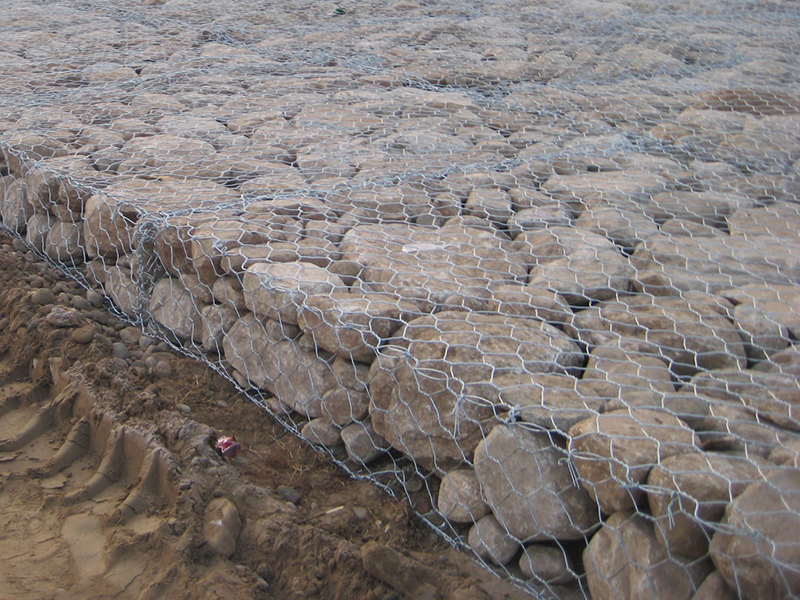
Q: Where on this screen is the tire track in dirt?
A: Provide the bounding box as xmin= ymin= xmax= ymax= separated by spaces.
xmin=0 ymin=231 xmax=532 ymax=600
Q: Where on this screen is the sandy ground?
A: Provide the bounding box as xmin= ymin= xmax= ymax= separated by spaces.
xmin=0 ymin=228 xmax=533 ymax=600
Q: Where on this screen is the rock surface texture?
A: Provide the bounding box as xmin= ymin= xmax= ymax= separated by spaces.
xmin=1 ymin=0 xmax=798 ymax=597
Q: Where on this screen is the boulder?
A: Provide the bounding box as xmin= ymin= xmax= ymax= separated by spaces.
xmin=437 ymin=469 xmax=490 ymax=524
xmin=300 ymin=418 xmax=342 ymax=447
xmin=506 ymin=204 xmax=572 ymax=238
xmin=489 ymin=285 xmax=573 ymax=327
xmin=577 ymin=347 xmax=676 ymax=407
xmin=25 ymin=213 xmax=53 ymax=252
xmin=518 ymin=226 xmax=634 ymax=305
xmin=340 ymin=224 xmax=525 ymax=312
xmin=45 ymin=220 xmax=84 ymax=263
xmin=727 ymin=201 xmax=800 ymax=242
xmin=685 ymin=368 xmax=800 ymax=432
xmin=691 ymin=571 xmax=739 ymax=600
xmin=647 ymin=452 xmax=768 ymax=559
xmin=149 ymin=277 xmax=207 ymax=343
xmin=631 ymin=235 xmax=800 ymax=297
xmin=569 ymin=294 xmax=746 ymax=378
xmin=0 ymin=176 xmax=32 ymax=233
xmin=340 ymin=420 xmax=389 ymax=466
xmin=200 ymin=303 xmax=239 ymax=352
xmin=519 ymin=544 xmax=575 ymax=585
xmin=468 ymin=514 xmax=520 ymax=567
xmin=496 ymin=372 xmax=605 ymax=434
xmin=370 ymin=311 xmax=584 ymax=472
xmin=222 ymin=314 xmax=337 ymax=416
xmin=104 ymin=266 xmax=138 ymax=318
xmin=319 ymin=387 xmax=370 ymax=426
xmin=568 ymin=408 xmax=701 ymax=513
xmin=575 ymin=205 xmax=660 ymax=252
xmin=474 ymin=424 xmax=599 ymax=541
xmin=242 ymin=262 xmax=346 ymax=325
xmin=297 ymin=292 xmax=417 ymax=363
xmin=710 ymin=469 xmax=800 ymax=600
xmin=584 ymin=510 xmax=712 ymax=600
xmin=719 ymin=284 xmax=800 ymax=360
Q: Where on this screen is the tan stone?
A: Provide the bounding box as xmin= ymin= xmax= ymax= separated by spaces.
xmin=568 ymin=408 xmax=701 ymax=513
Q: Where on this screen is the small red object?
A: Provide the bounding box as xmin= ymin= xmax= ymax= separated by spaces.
xmin=215 ymin=436 xmax=241 ymax=458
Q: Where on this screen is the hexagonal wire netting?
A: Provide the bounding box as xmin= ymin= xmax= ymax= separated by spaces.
xmin=1 ymin=0 xmax=799 ymax=598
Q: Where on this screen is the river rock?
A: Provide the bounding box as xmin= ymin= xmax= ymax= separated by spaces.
xmin=718 ymin=284 xmax=800 ymax=360
xmin=468 ymin=514 xmax=520 ymax=567
xmin=631 ymin=234 xmax=800 ymax=297
xmin=568 ymin=408 xmax=701 ymax=513
xmin=647 ymin=452 xmax=769 ymax=559
xmin=685 ymin=368 xmax=800 ymax=432
xmin=222 ymin=313 xmax=336 ymax=415
xmin=519 ymin=226 xmax=635 ymax=305
xmin=569 ymin=294 xmax=746 ymax=378
xmin=45 ymin=220 xmax=84 ymax=263
xmin=519 ymin=544 xmax=575 ymax=585
xmin=201 ymin=303 xmax=239 ymax=352
xmin=300 ymin=417 xmax=342 ymax=447
xmin=489 ymin=284 xmax=573 ymax=326
xmin=710 ymin=468 xmax=800 ymax=600
xmin=584 ymin=510 xmax=712 ymax=600
xmin=496 ymin=372 xmax=605 ymax=433
xmin=370 ymin=311 xmax=584 ymax=472
xmin=149 ymin=277 xmax=207 ymax=343
xmin=577 ymin=347 xmax=676 ymax=407
xmin=297 ymin=292 xmax=417 ymax=363
xmin=0 ymin=176 xmax=32 ymax=233
xmin=691 ymin=571 xmax=739 ymax=600
xmin=437 ymin=468 xmax=490 ymax=524
xmin=340 ymin=420 xmax=389 ymax=466
xmin=340 ymin=224 xmax=525 ymax=313
xmin=242 ymin=261 xmax=346 ymax=325
xmin=575 ymin=205 xmax=660 ymax=252
xmin=474 ymin=424 xmax=599 ymax=542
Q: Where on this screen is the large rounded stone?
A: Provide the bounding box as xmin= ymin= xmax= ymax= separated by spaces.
xmin=370 ymin=311 xmax=584 ymax=472
xmin=149 ymin=277 xmax=207 ymax=343
xmin=570 ymin=294 xmax=746 ymax=378
xmin=584 ymin=510 xmax=712 ymax=600
xmin=474 ymin=424 xmax=599 ymax=542
xmin=568 ymin=408 xmax=701 ymax=513
xmin=297 ymin=292 xmax=416 ymax=363
xmin=647 ymin=452 xmax=769 ymax=559
xmin=437 ymin=469 xmax=490 ymax=524
xmin=242 ymin=261 xmax=346 ymax=325
xmin=710 ymin=469 xmax=800 ymax=600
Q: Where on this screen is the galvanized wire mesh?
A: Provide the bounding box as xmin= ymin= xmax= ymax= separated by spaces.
xmin=1 ymin=0 xmax=799 ymax=598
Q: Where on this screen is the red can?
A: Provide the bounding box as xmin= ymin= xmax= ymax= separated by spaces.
xmin=215 ymin=435 xmax=241 ymax=458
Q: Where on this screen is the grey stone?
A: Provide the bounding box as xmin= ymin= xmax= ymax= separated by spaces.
xmin=568 ymin=408 xmax=701 ymax=513
xmin=584 ymin=510 xmax=712 ymax=600
xmin=474 ymin=424 xmax=598 ymax=542
xmin=710 ymin=469 xmax=800 ymax=600
xmin=370 ymin=311 xmax=583 ymax=472
xmin=519 ymin=544 xmax=575 ymax=585
xmin=468 ymin=514 xmax=520 ymax=567
xmin=149 ymin=277 xmax=207 ymax=343
xmin=647 ymin=452 xmax=769 ymax=559
xmin=569 ymin=294 xmax=746 ymax=379
xmin=340 ymin=420 xmax=389 ymax=466
xmin=242 ymin=261 xmax=346 ymax=325
xmin=437 ymin=469 xmax=490 ymax=524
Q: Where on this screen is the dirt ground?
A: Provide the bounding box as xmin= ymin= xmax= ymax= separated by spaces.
xmin=0 ymin=228 xmax=534 ymax=600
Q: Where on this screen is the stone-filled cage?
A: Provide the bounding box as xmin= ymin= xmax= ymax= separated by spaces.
xmin=1 ymin=0 xmax=800 ymax=598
